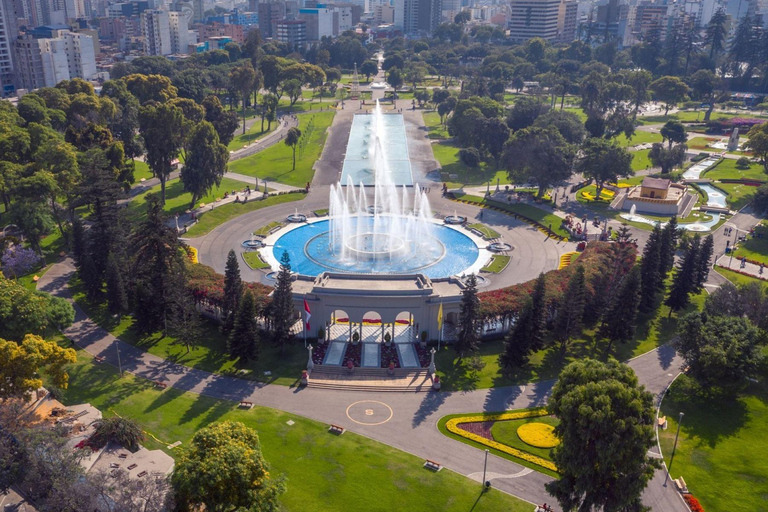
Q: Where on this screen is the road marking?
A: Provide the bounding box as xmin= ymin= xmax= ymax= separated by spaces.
xmin=467 ymin=468 xmax=534 ymax=482
xmin=345 ymin=400 xmax=393 ymax=426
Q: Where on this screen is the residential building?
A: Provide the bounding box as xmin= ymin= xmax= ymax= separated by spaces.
xmin=199 ymin=20 xmax=244 ymax=43
xmin=394 ymin=0 xmax=441 ymax=35
xmin=298 ymin=6 xmax=334 ymax=40
xmin=508 ymin=0 xmax=576 ymax=43
xmin=374 ymin=3 xmax=394 ymax=23
xmin=141 ymin=8 xmax=171 ymax=55
xmin=107 ymin=0 xmax=149 ymax=17
xmin=168 ymin=10 xmax=188 ymax=53
xmin=276 ymin=18 xmax=306 ymax=46
xmin=13 ymin=28 xmax=97 ymax=90
xmin=256 ymin=0 xmax=285 ymax=37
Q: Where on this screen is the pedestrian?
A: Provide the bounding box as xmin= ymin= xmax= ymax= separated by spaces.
xmin=760 ymin=264 xmax=764 ymax=275
xmin=479 ymin=209 xmax=483 ymax=219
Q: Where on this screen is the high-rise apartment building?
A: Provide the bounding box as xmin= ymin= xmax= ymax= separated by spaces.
xmin=257 ymin=0 xmax=285 ymax=37
xmin=276 ymin=18 xmax=306 ymax=46
xmin=374 ymin=3 xmax=394 ymax=24
xmin=141 ymin=9 xmax=171 ymax=55
xmin=13 ymin=28 xmax=96 ymax=90
xmin=168 ymin=10 xmax=188 ymax=53
xmin=394 ymin=0 xmax=441 ymax=35
xmin=508 ymin=0 xmax=576 ymax=43
xmin=298 ymin=6 xmax=333 ymax=40
xmin=0 ymin=0 xmax=20 ymax=95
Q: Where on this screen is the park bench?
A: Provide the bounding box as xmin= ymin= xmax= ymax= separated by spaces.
xmin=109 ymin=463 xmax=120 ymax=469
xmin=154 ymin=380 xmax=167 ymax=389
xmin=657 ymin=416 xmax=667 ymax=430
xmin=328 ymin=424 xmax=345 ymax=435
xmin=118 ymin=453 xmax=128 ymax=459
xmin=56 ymin=409 xmax=88 ymax=424
xmin=423 ymin=460 xmax=441 ymax=471
xmin=94 ymin=356 xmax=105 ymax=363
xmin=137 ymin=471 xmax=147 ymax=478
xmin=239 ymin=401 xmax=253 ymax=409
xmin=674 ymin=476 xmax=689 ymax=494
xmin=127 ymin=464 xmax=137 ymax=470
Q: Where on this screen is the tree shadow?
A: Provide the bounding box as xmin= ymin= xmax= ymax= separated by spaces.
xmin=656 ymin=343 xmax=676 ymax=370
xmin=411 ymin=389 xmax=448 ymax=428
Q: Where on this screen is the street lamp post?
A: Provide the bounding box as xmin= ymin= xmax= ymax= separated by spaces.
xmin=115 ymin=339 xmax=123 ymax=377
xmin=728 ymin=226 xmax=738 ymax=268
xmin=664 ymin=412 xmax=685 ymax=487
xmin=482 ymin=449 xmax=489 ymax=490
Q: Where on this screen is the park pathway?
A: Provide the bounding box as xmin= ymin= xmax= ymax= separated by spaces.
xmin=38 ymin=258 xmax=688 ymax=511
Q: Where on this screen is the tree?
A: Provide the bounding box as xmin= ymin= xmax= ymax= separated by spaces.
xmin=640 ymin=224 xmax=662 ymax=312
xmin=506 ymin=96 xmax=549 ymax=131
xmin=270 ymin=251 xmax=295 ymax=353
xmin=533 ymin=110 xmax=586 ymax=144
xmin=139 ymin=102 xmax=186 ymax=204
xmin=577 ymin=138 xmax=633 ymax=198
xmin=745 ymin=123 xmax=768 ymax=173
xmin=228 ymin=290 xmax=259 ymax=362
xmin=222 ymin=249 xmax=243 ymax=333
xmin=545 ymin=359 xmax=660 ymax=511
xmin=660 ymin=120 xmax=686 ymax=148
xmin=203 ymin=95 xmax=239 ymax=147
xmin=665 ymin=235 xmax=701 ymax=315
xmin=483 ymin=117 xmax=510 ymax=166
xmin=650 ymin=76 xmax=690 ymax=115
xmin=387 ymin=67 xmax=403 ymax=92
xmin=601 ymin=265 xmax=641 ymax=349
xmin=658 ymin=215 xmax=679 ymax=277
xmin=705 ymin=8 xmax=727 ymax=59
xmin=0 ymin=276 xmax=75 ymax=340
xmin=554 ymin=266 xmax=586 ymax=350
xmin=9 ymin=198 xmax=54 ymax=256
xmin=455 ymin=273 xmax=480 ymax=360
xmin=90 ymin=417 xmax=144 ymax=451
xmin=360 ymin=61 xmax=378 ymax=82
xmin=454 ymin=10 xmax=471 ymax=23
xmin=503 ymin=126 xmax=575 ymax=198
xmin=695 ymin=234 xmax=714 ymax=291
xmin=172 ymin=421 xmax=285 ymax=512
xmin=648 ymin=142 xmax=686 ymax=174
xmin=168 ymin=287 xmax=204 ymax=354
xmin=282 ymin=79 xmax=302 ymax=106
xmin=0 ymin=335 xmax=76 ymax=399
xmin=501 ymin=273 xmax=547 ymax=369
xmin=122 ymin=73 xmax=177 ymax=104
xmin=180 ymin=121 xmax=229 ymax=209
xmin=675 ymin=312 xmax=766 ymax=391
xmin=284 ymin=127 xmax=302 ymax=170
xmin=105 ymin=252 xmax=128 ymax=316
xmin=230 ymin=63 xmax=257 ymax=134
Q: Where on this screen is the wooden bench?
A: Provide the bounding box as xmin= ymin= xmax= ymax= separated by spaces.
xmin=118 ymin=453 xmax=128 ymax=459
xmin=127 ymin=464 xmax=137 ymax=470
xmin=674 ymin=476 xmax=689 ymax=494
xmin=94 ymin=356 xmax=105 ymax=363
xmin=657 ymin=416 xmax=668 ymax=430
xmin=424 ymin=459 xmax=441 ymax=471
xmin=154 ymin=380 xmax=167 ymax=389
xmin=239 ymin=401 xmax=253 ymax=409
xmin=137 ymin=471 xmax=147 ymax=478
xmin=328 ymin=424 xmax=345 ymax=435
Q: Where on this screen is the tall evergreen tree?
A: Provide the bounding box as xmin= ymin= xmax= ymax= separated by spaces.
xmin=665 ymin=235 xmax=701 ymax=316
xmin=695 ymin=234 xmax=714 ymax=291
xmin=271 ymin=251 xmax=295 ymax=354
xmin=222 ymin=249 xmax=243 ymax=333
xmin=658 ymin=215 xmax=678 ymax=278
xmin=79 ymin=251 xmax=101 ymax=300
xmin=554 ymin=266 xmax=586 ymax=351
xmin=455 ymin=274 xmax=481 ymax=360
xmin=705 ymin=8 xmax=727 ymax=60
xmin=640 ymin=224 xmax=662 ymax=312
xmin=70 ymin=216 xmax=86 ymax=272
xmin=105 ymin=252 xmax=128 ymax=316
xmin=601 ymin=265 xmax=642 ymax=350
xmin=169 ymin=288 xmax=204 ymax=354
xmin=228 ymin=291 xmax=259 ymax=361
xmin=501 ymin=273 xmax=547 ymax=369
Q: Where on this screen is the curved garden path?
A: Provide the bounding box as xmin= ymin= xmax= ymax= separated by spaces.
xmin=38 ymin=258 xmax=688 ymax=511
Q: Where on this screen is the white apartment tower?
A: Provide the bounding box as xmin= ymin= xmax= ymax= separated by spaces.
xmin=13 ymin=29 xmax=97 ymax=90
xmin=141 ymin=9 xmax=171 ymax=55
xmin=0 ymin=0 xmax=19 ymax=95
xmin=168 ymin=11 xmax=188 ymax=54
xmin=508 ymin=0 xmax=577 ymax=42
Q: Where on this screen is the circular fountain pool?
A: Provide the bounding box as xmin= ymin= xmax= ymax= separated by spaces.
xmin=268 ymin=216 xmax=482 ymax=278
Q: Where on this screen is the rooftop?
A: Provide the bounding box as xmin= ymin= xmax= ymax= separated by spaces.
xmin=641 ymin=177 xmax=671 ymax=189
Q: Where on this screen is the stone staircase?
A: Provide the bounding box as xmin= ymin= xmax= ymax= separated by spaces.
xmin=306 ymin=365 xmax=434 ymax=392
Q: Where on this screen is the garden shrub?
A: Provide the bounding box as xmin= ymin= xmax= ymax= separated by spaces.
xmin=736 ymin=157 xmax=751 ymax=169
xmin=459 ymin=147 xmax=481 ymax=168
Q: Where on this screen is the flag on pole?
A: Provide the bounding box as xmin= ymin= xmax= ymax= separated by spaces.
xmin=304 ymin=298 xmax=311 ymax=330
xmin=437 ymin=302 xmax=443 ymax=331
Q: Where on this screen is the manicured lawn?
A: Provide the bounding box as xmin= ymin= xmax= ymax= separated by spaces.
xmin=227 ymin=121 xmax=276 ymax=151
xmin=131 ymin=160 xmax=153 ymax=182
xmin=703 ymin=159 xmax=767 ymax=182
xmin=687 ymin=136 xmax=720 ymax=150
xmin=312 ymin=209 xmax=328 ymax=216
xmin=69 ymin=277 xmax=306 ymax=387
xmin=481 ymin=255 xmax=510 ymax=273
xmin=638 ymin=110 xmax=736 ymax=125
xmin=242 ymin=251 xmax=270 ymax=269
xmin=615 ymin=130 xmax=663 ymax=147
xmin=659 ymin=375 xmax=768 ymax=512
xmin=129 ymin=177 xmax=252 ymax=221
xmin=714 ymin=266 xmax=768 ymax=287
xmin=467 ymin=223 xmax=500 ymax=239
xmin=15 ymin=264 xmax=52 ymax=290
xmin=435 ymin=281 xmax=706 ymax=392
xmin=562 ymin=107 xmax=587 ymax=122
xmin=422 ymin=111 xmax=449 ymax=139
xmin=452 ymin=193 xmax=569 ymax=238
xmin=716 ymin=182 xmax=759 ymax=209
xmin=491 ymin=415 xmax=560 ymax=462
xmin=733 ymin=224 xmax=768 ymax=264
xmin=254 ymin=221 xmax=284 ymax=236
xmin=228 ymin=111 xmax=335 ymax=187
xmin=631 ymin=149 xmax=653 ymax=171
xmin=433 ymin=142 xmax=508 ymax=188
xmin=185 ymin=192 xmax=306 ymax=237
xmin=51 ymin=350 xmax=532 ymax=512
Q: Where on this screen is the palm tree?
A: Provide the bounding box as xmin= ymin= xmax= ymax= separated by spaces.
xmin=284 ymin=127 xmax=302 ymax=170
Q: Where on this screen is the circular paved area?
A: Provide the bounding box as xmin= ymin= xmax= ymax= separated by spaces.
xmin=346 ymin=400 xmax=394 ymax=426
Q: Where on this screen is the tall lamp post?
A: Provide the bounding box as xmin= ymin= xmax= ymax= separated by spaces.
xmin=482 ymin=449 xmax=490 ymax=491
xmin=664 ymin=412 xmax=684 ymax=487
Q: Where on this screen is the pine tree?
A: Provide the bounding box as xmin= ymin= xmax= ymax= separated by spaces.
xmin=640 ymin=224 xmax=662 ymax=312
xmin=554 ymin=265 xmax=586 ymax=351
xmin=70 ymin=216 xmax=86 ymax=271
xmin=616 ymin=224 xmax=632 ymax=243
xmin=601 ymin=265 xmax=641 ymax=351
xmin=705 ymin=8 xmax=727 ymax=59
xmin=105 ymin=252 xmax=128 ymax=316
xmin=271 ymin=251 xmax=295 ymax=354
xmin=665 ymin=235 xmax=701 ymax=316
xmin=658 ymin=216 xmax=678 ymax=279
xmin=501 ymin=273 xmax=547 ymax=370
xmin=222 ymin=249 xmax=243 ymax=333
xmin=695 ymin=234 xmax=714 ymax=291
xmin=80 ymin=251 xmax=102 ymax=300
xmin=228 ymin=291 xmax=259 ymax=361
xmin=169 ymin=288 xmax=204 ymax=354
xmin=455 ymin=273 xmax=481 ymax=360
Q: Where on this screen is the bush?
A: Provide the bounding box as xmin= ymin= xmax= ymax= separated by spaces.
xmin=1 ymin=245 xmax=41 ymax=278
xmin=684 ymin=495 xmax=705 ymax=512
xmin=459 ymin=147 xmax=481 ymax=168
xmin=736 ymin=156 xmax=751 ymax=169
xmin=90 ymin=417 xmax=144 ymax=452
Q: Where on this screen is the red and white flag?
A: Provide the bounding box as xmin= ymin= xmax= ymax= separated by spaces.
xmin=303 ymin=298 xmax=311 ymax=330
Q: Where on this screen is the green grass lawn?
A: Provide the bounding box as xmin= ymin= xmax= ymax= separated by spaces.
xmin=254 ymin=221 xmax=284 ymax=236
xmin=228 ymin=122 xmax=276 ymax=151
xmin=15 ymin=264 xmax=52 ymax=290
xmin=452 ymin=193 xmax=569 ymax=239
xmin=185 ymin=192 xmax=305 ymax=238
xmin=69 ymin=277 xmax=305 ymax=386
xmin=129 ymin=177 xmax=251 ymax=221
xmin=659 ymin=375 xmax=768 ymax=512
xmin=491 ymin=415 xmax=560 ymax=462
xmin=242 ymin=251 xmax=270 ymax=269
xmin=716 ymin=182 xmax=759 ymax=209
xmin=562 ymin=107 xmax=587 ymax=122
xmin=733 ymin=224 xmax=768 ymax=264
xmin=313 ymin=209 xmax=328 ymax=216
xmin=132 ymin=160 xmax=153 ymax=182
xmin=433 ymin=142 xmax=508 ymax=188
xmin=615 ymin=130 xmax=663 ymax=147
xmin=638 ymin=110 xmax=736 ymax=125
xmin=631 ymin=149 xmax=653 ymax=171
xmin=687 ymin=136 xmax=720 ymax=150
xmin=704 ymin=159 xmax=767 ymax=182
xmin=422 ymin=111 xmax=449 ymax=139
xmin=467 ymin=223 xmax=500 ymax=239
xmin=481 ymin=255 xmax=510 ymax=273
xmin=51 ymin=349 xmax=531 ymax=512
xmin=228 ymin=112 xmax=335 ymax=187
xmin=714 ymin=266 xmax=768 ymax=287
xmin=435 ymin=283 xmax=705 ymax=392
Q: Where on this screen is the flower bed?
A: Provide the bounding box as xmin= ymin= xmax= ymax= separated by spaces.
xmin=415 ymin=344 xmax=431 ymax=368
xmin=716 ymin=265 xmax=768 ymax=281
xmin=445 ymin=410 xmax=558 ymax=472
xmin=312 ymin=342 xmax=328 ymax=365
xmin=558 ymin=251 xmax=579 ymax=270
xmin=458 ymin=420 xmax=494 ymax=441
xmin=380 ymin=343 xmax=400 ymax=368
xmin=344 ymin=342 xmax=361 ymax=367
xmin=684 ymin=495 xmax=705 ymax=512
xmin=516 ymin=423 xmax=560 ymax=448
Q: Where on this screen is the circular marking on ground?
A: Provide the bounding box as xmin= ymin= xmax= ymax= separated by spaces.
xmin=346 ymin=400 xmax=393 ymax=426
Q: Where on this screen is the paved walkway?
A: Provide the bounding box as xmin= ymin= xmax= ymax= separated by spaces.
xmin=37 ymin=258 xmax=688 ymax=511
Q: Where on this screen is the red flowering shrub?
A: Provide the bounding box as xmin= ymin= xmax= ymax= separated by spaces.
xmin=684 ymin=494 xmax=705 ymax=512
xmin=187 ymin=263 xmax=271 ymax=311
xmin=344 ymin=342 xmax=361 ymax=367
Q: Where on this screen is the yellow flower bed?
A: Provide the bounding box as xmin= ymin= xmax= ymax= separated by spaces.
xmin=610 ymin=182 xmax=632 ymax=188
xmin=187 ymin=246 xmax=199 ymax=264
xmin=580 ymin=188 xmax=615 ymax=201
xmin=445 ymin=410 xmax=558 ymax=472
xmin=558 ymin=251 xmax=579 ymax=270
xmin=517 ymin=423 xmax=560 ymax=448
